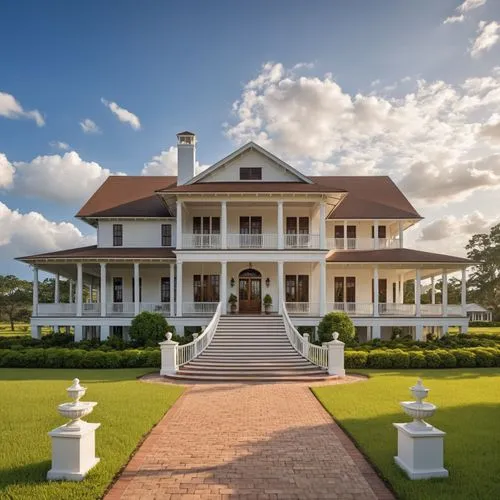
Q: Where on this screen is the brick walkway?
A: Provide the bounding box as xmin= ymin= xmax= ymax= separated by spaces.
xmin=106 ymin=380 xmax=394 ymax=500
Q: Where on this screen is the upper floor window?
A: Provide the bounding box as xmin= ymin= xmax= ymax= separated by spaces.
xmin=193 ymin=217 xmax=220 ymax=234
xmin=113 ymin=224 xmax=123 ymax=247
xmin=240 ymin=167 xmax=262 ymax=180
xmin=371 ymin=225 xmax=387 ymax=239
xmin=161 ymin=224 xmax=172 ymax=246
xmin=286 ymin=217 xmax=309 ymax=234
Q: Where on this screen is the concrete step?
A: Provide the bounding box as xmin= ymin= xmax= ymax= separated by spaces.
xmin=165 ymin=373 xmax=331 ymax=382
xmin=185 ymin=363 xmax=321 ymax=371
xmin=179 ymin=368 xmax=326 ymax=376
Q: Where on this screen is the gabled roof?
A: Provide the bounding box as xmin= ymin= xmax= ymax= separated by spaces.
xmin=186 ymin=142 xmax=313 ymax=185
xmin=177 ymin=130 xmax=196 ymax=136
xmin=464 ymin=303 xmax=491 ymax=313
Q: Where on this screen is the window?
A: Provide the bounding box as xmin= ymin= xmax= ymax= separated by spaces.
xmin=334 ymin=277 xmax=356 ymax=302
xmin=161 ymin=224 xmax=172 ymax=246
xmin=371 ymin=225 xmax=387 ymax=238
xmin=161 ymin=277 xmax=170 ymax=302
xmin=392 ymin=282 xmax=397 ymax=303
xmin=240 ymin=167 xmax=262 ymax=180
xmin=132 ymin=277 xmax=142 ymax=302
xmin=285 ymin=275 xmax=309 ymax=302
xmin=286 ymin=217 xmax=309 ymax=234
xmin=113 ymin=277 xmax=123 ymax=303
xmin=334 ymin=277 xmax=344 ymax=302
xmin=193 ymin=217 xmax=220 ymax=234
xmin=113 ymin=224 xmax=123 ymax=246
xmin=193 ymin=274 xmax=220 ymax=302
xmin=371 ymin=278 xmax=388 ymax=303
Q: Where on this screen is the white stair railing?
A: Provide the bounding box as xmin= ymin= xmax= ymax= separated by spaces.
xmin=282 ymin=302 xmax=328 ymax=369
xmin=177 ymin=302 xmax=222 ymax=366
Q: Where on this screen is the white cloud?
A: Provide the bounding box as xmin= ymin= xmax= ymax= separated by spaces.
xmin=49 ymin=141 xmax=70 ymax=151
xmin=419 ymin=211 xmax=495 ymax=241
xmin=0 ymin=202 xmax=96 ymax=260
xmin=469 ymin=21 xmax=500 ymax=58
xmin=443 ymin=15 xmax=465 ymax=24
xmin=80 ymin=118 xmax=100 ymax=134
xmin=141 ymin=146 xmax=209 ymax=176
xmin=480 ymin=113 xmax=500 ymax=141
xmin=458 ymin=0 xmax=487 ymax=13
xmin=225 ymin=62 xmax=500 ymax=204
xmin=101 ymin=98 xmax=141 ymax=130
xmin=0 ymin=91 xmax=44 ymax=126
xmin=0 ymin=153 xmax=14 ymax=189
xmin=370 ymin=79 xmax=381 ymax=87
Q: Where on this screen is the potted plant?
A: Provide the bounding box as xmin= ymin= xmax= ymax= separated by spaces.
xmin=263 ymin=294 xmax=273 ymax=315
xmin=228 ymin=293 xmax=238 ymax=314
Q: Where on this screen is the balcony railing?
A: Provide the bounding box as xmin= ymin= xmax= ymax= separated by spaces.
xmin=83 ymin=303 xmax=100 ymax=316
xmin=421 ymin=304 xmax=442 ymax=316
xmin=285 ymin=302 xmax=320 ymax=315
xmin=284 ymin=234 xmax=320 ymax=249
xmin=106 ymin=302 xmax=135 ymax=316
xmin=183 ymin=302 xmax=219 ymax=315
xmin=326 ymin=237 xmax=400 ymax=250
xmin=140 ymin=302 xmax=172 ymax=315
xmin=379 ymin=303 xmax=416 ymax=316
xmin=182 ymin=234 xmax=221 ymax=249
xmin=37 ymin=303 xmax=76 ymax=316
xmin=227 ymin=233 xmax=278 ymax=249
xmin=447 ymin=305 xmax=466 ymax=317
xmin=328 ymin=302 xmax=374 ymax=316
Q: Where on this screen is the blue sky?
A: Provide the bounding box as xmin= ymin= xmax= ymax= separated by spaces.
xmin=1 ymin=0 xmax=500 ymax=277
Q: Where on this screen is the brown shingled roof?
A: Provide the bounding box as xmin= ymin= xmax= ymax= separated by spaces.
xmin=159 ymin=181 xmax=346 ymax=193
xmin=17 ymin=245 xmax=176 ymax=262
xmin=326 ymin=248 xmax=472 ymax=264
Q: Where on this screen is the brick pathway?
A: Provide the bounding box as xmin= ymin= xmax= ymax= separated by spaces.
xmin=106 ymin=380 xmax=394 ymax=500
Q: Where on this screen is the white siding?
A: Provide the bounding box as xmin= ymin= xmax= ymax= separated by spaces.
xmin=98 ymin=220 xmax=176 ymax=248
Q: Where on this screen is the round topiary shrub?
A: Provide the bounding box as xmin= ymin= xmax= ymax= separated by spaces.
xmin=434 ymin=349 xmax=457 ymax=368
xmin=317 ymin=312 xmax=355 ymax=344
xmin=344 ymin=350 xmax=368 ymax=369
xmin=424 ymin=351 xmax=441 ymax=368
xmin=391 ymin=349 xmax=410 ymax=369
xmin=409 ymin=351 xmax=427 ymax=368
xmin=451 ymin=349 xmax=476 ymax=368
xmin=129 ymin=311 xmax=170 ymax=347
xmin=471 ymin=348 xmax=496 ymax=367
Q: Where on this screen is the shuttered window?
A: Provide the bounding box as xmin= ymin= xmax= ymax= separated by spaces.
xmin=240 ymin=167 xmax=262 ymax=180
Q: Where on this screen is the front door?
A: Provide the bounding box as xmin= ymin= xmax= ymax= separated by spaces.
xmin=238 ymin=269 xmax=262 ymax=313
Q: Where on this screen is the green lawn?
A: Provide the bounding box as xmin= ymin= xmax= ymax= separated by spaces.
xmin=313 ymin=369 xmax=500 ymax=500
xmin=450 ymin=326 xmax=500 ymax=335
xmin=0 ymin=369 xmax=183 ymax=500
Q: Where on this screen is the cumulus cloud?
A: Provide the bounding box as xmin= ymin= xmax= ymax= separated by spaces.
xmin=80 ymin=118 xmax=100 ymax=134
xmin=49 ymin=141 xmax=70 ymax=151
xmin=0 ymin=153 xmax=14 ymax=189
xmin=101 ymin=98 xmax=141 ymax=130
xmin=141 ymin=146 xmax=209 ymax=176
xmin=0 ymin=202 xmax=96 ymax=260
xmin=480 ymin=113 xmax=500 ymax=141
xmin=469 ymin=21 xmax=500 ymax=58
xmin=225 ymin=62 xmax=500 ymax=204
xmin=0 ymin=91 xmax=44 ymax=126
xmin=419 ymin=211 xmax=495 ymax=241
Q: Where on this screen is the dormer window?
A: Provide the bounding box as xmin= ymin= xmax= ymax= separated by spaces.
xmin=113 ymin=224 xmax=123 ymax=247
xmin=240 ymin=167 xmax=262 ymax=180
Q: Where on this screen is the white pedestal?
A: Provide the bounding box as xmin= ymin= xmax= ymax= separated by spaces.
xmin=47 ymin=422 xmax=100 ymax=481
xmin=393 ymin=423 xmax=448 ymax=479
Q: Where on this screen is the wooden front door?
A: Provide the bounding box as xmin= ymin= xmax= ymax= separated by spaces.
xmin=238 ymin=269 xmax=262 ymax=313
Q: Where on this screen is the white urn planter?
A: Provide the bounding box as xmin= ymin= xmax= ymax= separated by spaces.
xmin=47 ymin=378 xmax=100 ymax=481
xmin=393 ymin=379 xmax=448 ymax=480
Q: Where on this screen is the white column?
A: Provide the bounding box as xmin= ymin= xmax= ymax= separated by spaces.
xmin=399 ymin=220 xmax=404 ymax=248
xmin=374 ymin=220 xmax=379 ymax=249
xmin=319 ymin=260 xmax=326 ymax=316
xmin=431 ymin=275 xmax=436 ymax=304
xmin=100 ymin=263 xmax=106 ymax=317
xmin=134 ymin=263 xmax=140 ymax=316
xmin=170 ymin=262 xmax=175 ymax=317
xmin=415 ymin=269 xmax=421 ymax=317
xmin=399 ymin=275 xmax=404 ymax=304
xmin=461 ymin=267 xmax=466 ymax=315
xmin=76 ymin=263 xmax=83 ymax=317
xmin=176 ymin=201 xmax=182 ymax=249
xmin=176 ymin=261 xmax=183 ymax=317
xmin=89 ymin=283 xmax=93 ymax=303
xmin=373 ymin=265 xmax=379 ymax=317
xmin=159 ymin=333 xmax=179 ymax=375
xmin=221 ymin=200 xmax=227 ymax=249
xmin=277 ymin=201 xmax=284 ymax=249
xmin=54 ymin=273 xmax=60 ymax=304
xmin=442 ymin=270 xmax=448 ymax=317
xmin=33 ymin=266 xmax=39 ymax=316
xmin=319 ymin=201 xmax=326 ymax=248
xmin=220 ymin=260 xmax=227 ymax=314
xmin=343 ymin=220 xmax=347 ymax=250
xmin=278 ymin=260 xmax=284 ymax=314
xmin=69 ymin=280 xmax=73 ymax=303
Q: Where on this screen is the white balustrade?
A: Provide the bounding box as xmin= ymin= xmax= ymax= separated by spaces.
xmin=282 ymin=302 xmax=328 ymax=369
xmin=226 ymin=233 xmax=278 ymax=249
xmin=140 ymin=302 xmax=172 ymax=315
xmin=326 ymin=237 xmax=398 ymax=250
xmin=106 ymin=302 xmax=135 ymax=315
xmin=421 ymin=304 xmax=443 ymax=316
xmin=447 ymin=304 xmax=466 ymax=317
xmin=379 ymin=303 xmax=416 ymax=316
xmin=178 ymin=302 xmax=222 ymax=366
xmin=38 ymin=303 xmax=77 ymax=316
xmin=284 ymin=234 xmax=320 ymax=248
xmin=182 ymin=233 xmax=221 ymax=249
xmin=82 ymin=303 xmax=100 ymax=316
xmin=329 ymin=302 xmax=374 ymax=316
xmin=183 ymin=302 xmax=219 ymax=315
xmin=285 ymin=302 xmax=320 ymax=315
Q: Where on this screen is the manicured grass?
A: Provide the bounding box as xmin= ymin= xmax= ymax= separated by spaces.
xmin=313 ymin=369 xmax=500 ymax=500
xmin=0 ymin=369 xmax=184 ymax=499
xmin=450 ymin=326 xmax=500 ymax=335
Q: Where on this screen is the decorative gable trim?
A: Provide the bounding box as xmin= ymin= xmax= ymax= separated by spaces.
xmin=186 ymin=141 xmax=313 ymax=185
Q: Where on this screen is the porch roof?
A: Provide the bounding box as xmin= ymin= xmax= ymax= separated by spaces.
xmin=17 ymin=245 xmax=176 ymax=263
xmin=326 ymin=248 xmax=473 ymax=265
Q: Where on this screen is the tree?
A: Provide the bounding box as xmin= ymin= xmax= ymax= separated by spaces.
xmin=0 ymin=275 xmax=32 ymax=331
xmin=129 ymin=311 xmax=170 ymax=347
xmin=466 ymin=223 xmax=500 ymax=320
xmin=317 ymin=311 xmax=355 ymax=344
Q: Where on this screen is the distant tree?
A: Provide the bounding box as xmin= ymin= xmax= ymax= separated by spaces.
xmin=466 ymin=223 xmax=500 ymax=320
xmin=0 ymin=275 xmax=32 ymax=331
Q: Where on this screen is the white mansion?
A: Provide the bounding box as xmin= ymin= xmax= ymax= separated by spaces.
xmin=20 ymin=132 xmax=471 ymax=343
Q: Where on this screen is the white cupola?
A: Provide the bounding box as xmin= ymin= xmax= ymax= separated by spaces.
xmin=176 ymin=131 xmax=196 ymax=185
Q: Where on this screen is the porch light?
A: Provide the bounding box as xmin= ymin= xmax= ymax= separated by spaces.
xmin=230 ymin=277 xmax=235 ymax=287
xmin=266 ymin=278 xmax=270 ymax=287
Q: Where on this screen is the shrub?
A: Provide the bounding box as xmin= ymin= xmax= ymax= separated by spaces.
xmin=129 ymin=311 xmax=171 ymax=347
xmin=434 ymin=349 xmax=457 ymax=368
xmin=367 ymin=350 xmax=392 ymax=369
xmin=409 ymin=351 xmax=427 ymax=368
xmin=424 ymin=351 xmax=441 ymax=368
xmin=344 ymin=351 xmax=368 ymax=369
xmin=451 ymin=349 xmax=476 ymax=368
xmin=391 ymin=349 xmax=410 ymax=369
xmin=471 ymin=348 xmax=496 ymax=367
xmin=317 ymin=312 xmax=355 ymax=344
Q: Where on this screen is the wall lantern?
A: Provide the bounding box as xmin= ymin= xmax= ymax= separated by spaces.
xmin=230 ymin=277 xmax=235 ymax=288
xmin=266 ymin=277 xmax=271 ymax=288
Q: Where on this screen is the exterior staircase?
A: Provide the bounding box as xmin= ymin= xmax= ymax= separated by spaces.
xmin=169 ymin=315 xmax=330 ymax=382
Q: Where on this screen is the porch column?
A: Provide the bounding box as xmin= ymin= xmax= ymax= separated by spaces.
xmin=431 ymin=275 xmax=436 ymax=304
xmin=277 ymin=200 xmax=284 ymax=249
xmin=134 ymin=263 xmax=140 ymax=316
xmin=221 ymin=200 xmax=227 ymax=249
xmin=319 ymin=260 xmax=326 ymax=316
xmin=69 ymin=280 xmax=73 ymax=303
xmin=442 ymin=270 xmax=448 ymax=317
xmin=398 ymin=220 xmax=404 ymax=248
xmin=170 ymin=262 xmax=175 ymax=316
xmin=373 ymin=220 xmax=379 ymax=249
xmin=54 ymin=273 xmax=60 ymax=304
xmin=76 ymin=263 xmax=83 ymax=317
xmin=343 ymin=220 xmax=347 ymax=250
xmin=221 ymin=261 xmax=227 ymax=314
xmin=399 ymin=274 xmax=404 ymax=303
xmin=278 ymin=260 xmax=284 ymax=314
xmin=415 ymin=268 xmax=421 ymax=317
xmin=461 ymin=267 xmax=467 ymax=315
xmin=319 ymin=201 xmax=326 ymax=248
xmin=100 ymin=263 xmax=106 ymax=317
xmin=176 ymin=261 xmax=183 ymax=317
xmin=32 ymin=266 xmax=39 ymax=317
xmin=373 ymin=265 xmax=379 ymax=317
xmin=176 ymin=200 xmax=182 ymax=249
